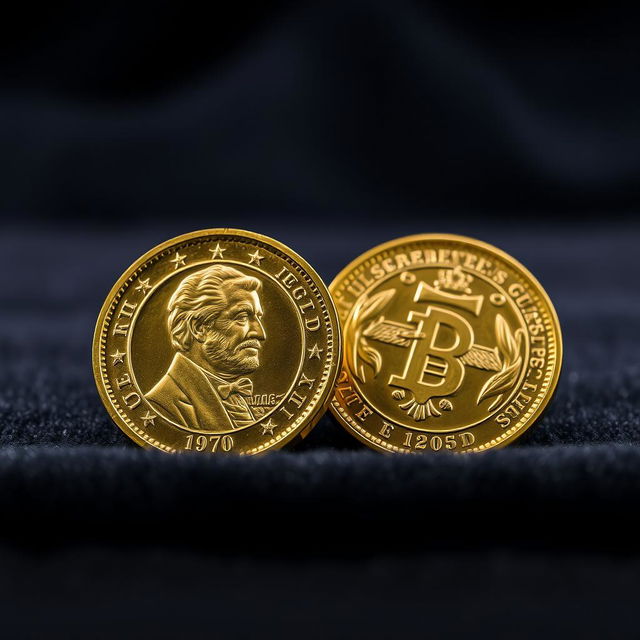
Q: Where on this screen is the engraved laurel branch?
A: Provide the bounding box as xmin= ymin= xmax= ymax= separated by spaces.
xmin=476 ymin=314 xmax=524 ymax=408
xmin=350 ymin=289 xmax=396 ymax=383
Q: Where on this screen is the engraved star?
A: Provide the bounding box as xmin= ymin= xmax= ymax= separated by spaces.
xmin=142 ymin=411 xmax=156 ymax=426
xmin=261 ymin=419 xmax=277 ymax=436
xmin=307 ymin=343 xmax=323 ymax=360
xmin=171 ymin=252 xmax=186 ymax=269
xmin=209 ymin=243 xmax=226 ymax=260
xmin=110 ymin=350 xmax=126 ymax=366
xmin=135 ymin=278 xmax=152 ymax=295
xmin=247 ymin=249 xmax=265 ymax=265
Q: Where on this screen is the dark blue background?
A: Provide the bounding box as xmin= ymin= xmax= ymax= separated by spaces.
xmin=1 ymin=2 xmax=639 ymax=637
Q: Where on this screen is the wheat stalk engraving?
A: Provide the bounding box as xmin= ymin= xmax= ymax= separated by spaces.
xmin=476 ymin=314 xmax=524 ymax=406
xmin=350 ymin=289 xmax=395 ymax=383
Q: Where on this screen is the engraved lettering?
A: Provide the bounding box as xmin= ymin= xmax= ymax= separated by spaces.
xmin=379 ymin=422 xmax=394 ymax=438
xmin=185 ymin=434 xmax=234 ymax=452
xmin=247 ymin=393 xmax=281 ymax=407
xmin=336 ymin=382 xmax=363 ymax=406
xmin=305 ymin=316 xmax=320 ymax=332
xmin=395 ymin=253 xmax=411 ymax=270
xmin=499 ymin=381 xmax=537 ymax=424
xmin=460 ymin=432 xmax=475 ymax=447
xmin=113 ymin=324 xmax=130 ymax=337
xmin=298 ymin=300 xmax=313 ymax=313
xmin=357 ymin=272 xmax=374 ymax=288
xmin=122 ymin=392 xmax=141 ymax=409
xmin=493 ymin=270 xmax=507 ymax=284
xmin=298 ymin=373 xmax=315 ymax=388
xmin=344 ymin=393 xmax=362 ymax=406
xmin=288 ymin=391 xmax=307 ymax=408
xmin=336 ymin=382 xmax=352 ymax=398
xmin=279 ymin=405 xmax=294 ymax=420
xmin=118 ymin=300 xmax=138 ymax=319
xmin=496 ymin=413 xmax=511 ymax=427
xmin=299 ymin=300 xmax=315 ymax=314
xmin=403 ymin=431 xmax=471 ymax=450
xmin=292 ymin=286 xmax=306 ymax=300
xmin=505 ymin=405 xmax=519 ymax=418
xmin=275 ymin=266 xmax=298 ymax=288
xmin=112 ymin=300 xmax=136 ymax=334
xmin=116 ymin=373 xmax=132 ymax=389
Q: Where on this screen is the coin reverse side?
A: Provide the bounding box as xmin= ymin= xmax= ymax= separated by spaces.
xmin=93 ymin=229 xmax=341 ymax=454
xmin=329 ymin=234 xmax=562 ymax=453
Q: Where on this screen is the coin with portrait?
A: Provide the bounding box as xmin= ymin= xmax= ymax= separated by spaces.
xmin=93 ymin=229 xmax=341 ymax=454
xmin=329 ymin=234 xmax=562 ymax=453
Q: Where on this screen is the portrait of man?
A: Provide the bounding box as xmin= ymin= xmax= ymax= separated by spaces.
xmin=146 ymin=264 xmax=267 ymax=432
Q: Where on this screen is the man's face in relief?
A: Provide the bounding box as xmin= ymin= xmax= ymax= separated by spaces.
xmin=200 ymin=284 xmax=266 ymax=377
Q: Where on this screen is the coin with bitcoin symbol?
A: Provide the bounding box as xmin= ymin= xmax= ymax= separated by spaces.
xmin=93 ymin=229 xmax=341 ymax=454
xmin=329 ymin=234 xmax=562 ymax=453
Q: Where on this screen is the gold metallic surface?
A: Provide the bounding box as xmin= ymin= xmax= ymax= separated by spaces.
xmin=93 ymin=229 xmax=341 ymax=454
xmin=329 ymin=234 xmax=562 ymax=453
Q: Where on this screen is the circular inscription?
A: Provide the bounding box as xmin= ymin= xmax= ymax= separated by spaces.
xmin=93 ymin=229 xmax=341 ymax=454
xmin=329 ymin=234 xmax=562 ymax=453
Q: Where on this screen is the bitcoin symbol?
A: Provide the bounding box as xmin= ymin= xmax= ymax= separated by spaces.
xmin=388 ymin=282 xmax=483 ymax=404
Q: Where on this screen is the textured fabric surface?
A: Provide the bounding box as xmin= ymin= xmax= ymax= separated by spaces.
xmin=3 ymin=546 xmax=640 ymax=639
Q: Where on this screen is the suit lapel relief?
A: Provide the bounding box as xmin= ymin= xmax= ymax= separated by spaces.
xmin=167 ymin=354 xmax=236 ymax=432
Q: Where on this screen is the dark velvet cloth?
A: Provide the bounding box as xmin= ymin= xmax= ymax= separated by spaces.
xmin=2 ymin=0 xmax=640 ymax=637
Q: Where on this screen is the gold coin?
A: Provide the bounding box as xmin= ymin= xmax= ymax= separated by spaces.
xmin=329 ymin=234 xmax=562 ymax=453
xmin=92 ymin=229 xmax=341 ymax=454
